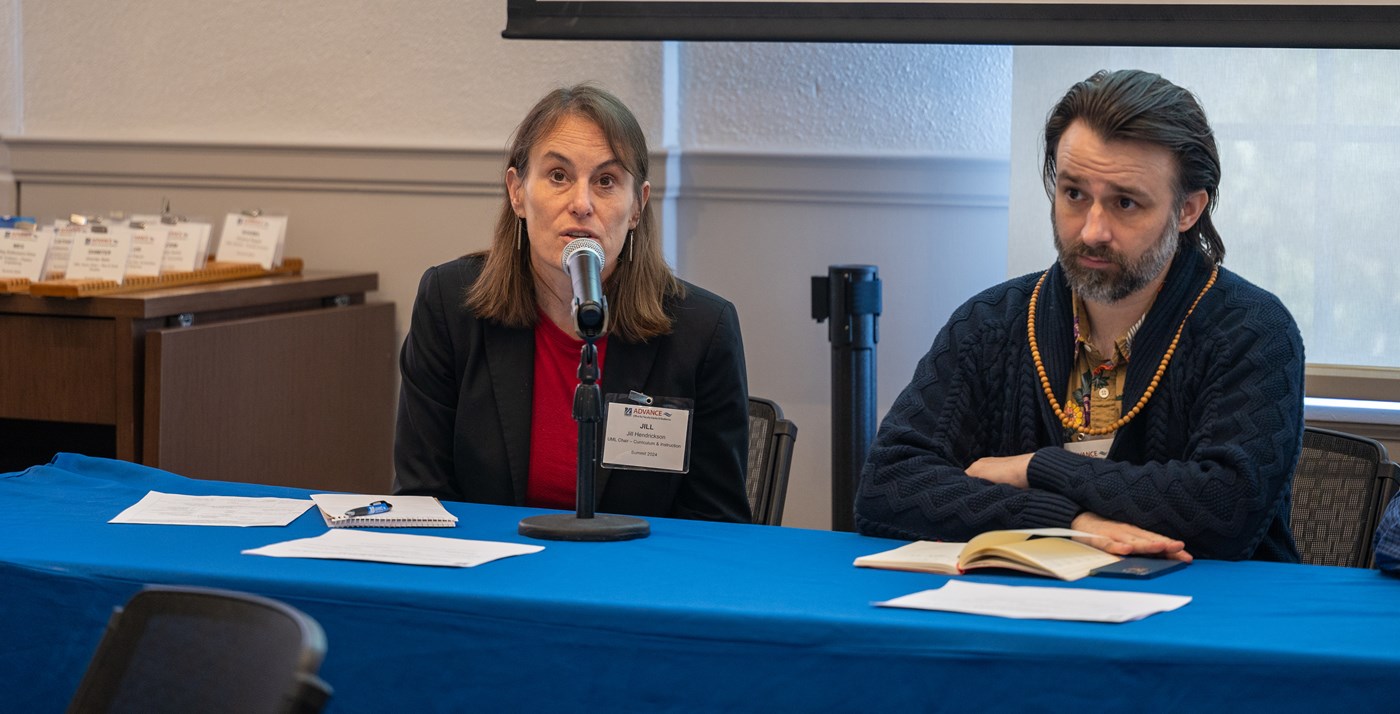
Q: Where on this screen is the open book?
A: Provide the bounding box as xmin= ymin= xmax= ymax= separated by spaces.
xmin=309 ymin=494 xmax=458 ymax=529
xmin=854 ymin=528 xmax=1120 ymax=581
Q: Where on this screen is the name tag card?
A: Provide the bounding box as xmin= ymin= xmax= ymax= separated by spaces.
xmin=1064 ymin=437 xmax=1114 ymax=459
xmin=214 ymin=213 xmax=286 ymax=269
xmin=133 ymin=215 xmax=213 ymax=272
xmin=65 ymin=225 xmax=133 ymax=283
xmin=0 ymin=227 xmax=52 ymax=281
xmin=124 ymin=223 xmax=171 ymax=278
xmin=601 ymin=395 xmax=694 ymax=473
xmin=45 ymin=221 xmax=84 ymax=278
xmin=167 ymin=220 xmax=212 ymax=271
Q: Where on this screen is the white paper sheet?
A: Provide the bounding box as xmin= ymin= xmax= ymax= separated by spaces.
xmin=877 ymin=579 xmax=1191 ymax=623
xmin=109 ymin=491 xmax=314 ymax=527
xmin=242 ymin=529 xmax=545 ymax=568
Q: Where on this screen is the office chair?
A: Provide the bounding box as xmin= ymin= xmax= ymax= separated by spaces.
xmin=67 ymin=585 xmax=332 ymax=714
xmin=746 ymin=396 xmax=798 ymax=526
xmin=1290 ymin=426 xmax=1400 ymax=568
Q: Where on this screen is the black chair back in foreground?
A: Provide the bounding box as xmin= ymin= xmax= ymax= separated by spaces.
xmin=1291 ymin=426 xmax=1400 ymax=568
xmin=67 ymin=585 xmax=331 ymax=714
xmin=746 ymin=396 xmax=799 ymax=526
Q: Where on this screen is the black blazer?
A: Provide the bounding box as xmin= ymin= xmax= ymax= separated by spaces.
xmin=393 ymin=255 xmax=752 ymax=523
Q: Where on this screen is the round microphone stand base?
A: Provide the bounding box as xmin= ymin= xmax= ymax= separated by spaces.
xmin=518 ymin=513 xmax=650 ymax=542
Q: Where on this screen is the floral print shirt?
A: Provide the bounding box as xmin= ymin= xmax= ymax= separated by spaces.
xmin=1062 ymin=292 xmax=1151 ymax=443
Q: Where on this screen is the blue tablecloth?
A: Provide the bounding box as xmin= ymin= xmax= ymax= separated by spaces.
xmin=5 ymin=454 xmax=1398 ymax=713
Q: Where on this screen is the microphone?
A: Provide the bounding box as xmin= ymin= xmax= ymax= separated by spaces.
xmin=561 ymin=237 xmax=608 ymax=339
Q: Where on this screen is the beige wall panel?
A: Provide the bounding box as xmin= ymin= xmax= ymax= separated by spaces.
xmin=677 ymin=152 xmax=1011 ymax=529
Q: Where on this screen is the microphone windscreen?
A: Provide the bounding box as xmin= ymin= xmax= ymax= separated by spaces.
xmin=561 ymin=237 xmax=605 ymax=272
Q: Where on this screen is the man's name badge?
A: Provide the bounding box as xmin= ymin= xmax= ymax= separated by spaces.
xmin=1064 ymin=437 xmax=1113 ymax=459
xmin=602 ymin=395 xmax=693 ymax=474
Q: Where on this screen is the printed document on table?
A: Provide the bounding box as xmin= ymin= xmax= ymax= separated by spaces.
xmin=877 ymin=579 xmax=1191 ymax=623
xmin=109 ymin=491 xmax=314 ymax=527
xmin=242 ymin=529 xmax=545 ymax=567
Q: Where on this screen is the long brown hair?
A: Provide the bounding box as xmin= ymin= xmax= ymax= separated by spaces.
xmin=467 ymin=84 xmax=682 ymax=342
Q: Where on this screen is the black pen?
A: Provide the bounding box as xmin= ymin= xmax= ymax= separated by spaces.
xmin=344 ymin=500 xmax=392 ymax=517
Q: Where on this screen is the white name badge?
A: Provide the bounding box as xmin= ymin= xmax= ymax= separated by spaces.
xmin=601 ymin=395 xmax=694 ymax=473
xmin=45 ymin=222 xmax=83 ymax=278
xmin=1064 ymin=438 xmax=1114 ymax=459
xmin=133 ymin=215 xmax=214 ymax=272
xmin=167 ymin=221 xmax=213 ymax=271
xmin=65 ymin=225 xmax=133 ymax=283
xmin=214 ymin=213 xmax=286 ymax=269
xmin=0 ymin=227 xmax=52 ymax=281
xmin=124 ymin=223 xmax=171 ymax=278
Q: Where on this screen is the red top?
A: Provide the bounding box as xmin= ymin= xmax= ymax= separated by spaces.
xmin=525 ymin=315 xmax=608 ymax=510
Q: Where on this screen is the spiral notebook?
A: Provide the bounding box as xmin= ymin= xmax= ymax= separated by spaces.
xmin=309 ymin=494 xmax=458 ymax=529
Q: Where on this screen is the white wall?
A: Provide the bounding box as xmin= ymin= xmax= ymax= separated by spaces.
xmin=0 ymin=0 xmax=15 ymax=133
xmin=2 ymin=0 xmax=1014 ymax=530
xmin=676 ymin=152 xmax=1009 ymax=528
xmin=681 ymin=43 xmax=1010 ymax=155
xmin=0 ymin=0 xmax=16 ymax=212
xmin=677 ymin=42 xmax=1012 ymax=527
xmin=17 ymin=0 xmax=662 ymax=145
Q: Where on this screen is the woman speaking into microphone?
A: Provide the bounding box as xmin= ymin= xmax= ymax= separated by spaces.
xmin=393 ymin=84 xmax=751 ymax=523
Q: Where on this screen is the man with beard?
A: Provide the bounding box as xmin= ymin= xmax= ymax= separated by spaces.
xmin=855 ymin=70 xmax=1304 ymax=562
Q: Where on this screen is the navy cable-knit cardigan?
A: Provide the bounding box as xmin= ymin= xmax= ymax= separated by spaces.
xmin=856 ymin=246 xmax=1304 ymax=561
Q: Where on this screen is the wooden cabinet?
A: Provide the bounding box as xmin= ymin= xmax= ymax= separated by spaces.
xmin=0 ymin=271 xmax=395 ymax=493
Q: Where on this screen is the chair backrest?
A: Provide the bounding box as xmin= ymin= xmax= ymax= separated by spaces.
xmin=67 ymin=585 xmax=332 ymax=714
xmin=1290 ymin=426 xmax=1400 ymax=568
xmin=747 ymin=396 xmax=798 ymax=526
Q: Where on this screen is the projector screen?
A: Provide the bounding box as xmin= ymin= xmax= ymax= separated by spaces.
xmin=504 ymin=0 xmax=1400 ymax=48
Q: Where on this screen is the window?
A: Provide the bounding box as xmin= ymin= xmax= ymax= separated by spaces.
xmin=1008 ymin=46 xmax=1400 ymax=397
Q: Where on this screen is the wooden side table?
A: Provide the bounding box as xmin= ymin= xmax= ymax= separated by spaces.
xmin=0 ymin=270 xmax=395 ymax=493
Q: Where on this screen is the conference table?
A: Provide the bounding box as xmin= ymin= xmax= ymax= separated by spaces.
xmin=5 ymin=454 xmax=1398 ymax=713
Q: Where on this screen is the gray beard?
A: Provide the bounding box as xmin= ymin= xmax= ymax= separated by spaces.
xmin=1055 ymin=216 xmax=1179 ymax=303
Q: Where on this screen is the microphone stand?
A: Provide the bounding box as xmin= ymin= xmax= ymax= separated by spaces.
xmin=518 ymin=335 xmax=650 ymax=541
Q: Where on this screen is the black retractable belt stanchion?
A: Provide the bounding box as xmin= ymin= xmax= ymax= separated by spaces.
xmin=812 ymin=265 xmax=881 ymax=532
xmin=518 ymin=337 xmax=650 ymax=541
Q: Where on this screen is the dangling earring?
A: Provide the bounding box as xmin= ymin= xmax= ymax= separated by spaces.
xmin=516 ymin=218 xmax=525 ymax=251
xmin=626 ymin=229 xmax=635 ymax=262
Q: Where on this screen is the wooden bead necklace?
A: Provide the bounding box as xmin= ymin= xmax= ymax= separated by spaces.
xmin=1027 ymin=265 xmax=1218 ymax=436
